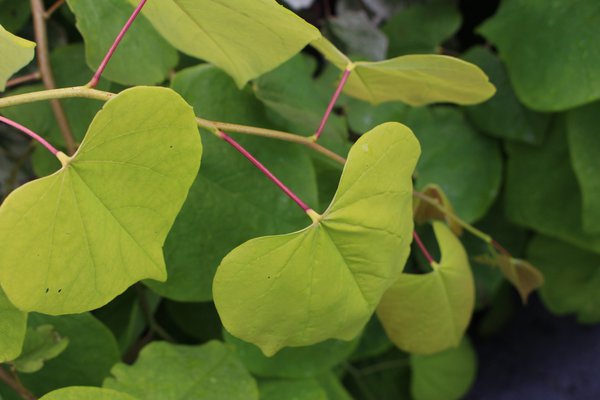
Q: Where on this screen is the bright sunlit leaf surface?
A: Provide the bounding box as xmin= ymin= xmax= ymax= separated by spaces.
xmin=377 ymin=222 xmax=475 ymax=355
xmin=0 ymin=24 xmax=35 ymax=91
xmin=133 ymin=0 xmax=321 ymax=87
xmin=0 ymin=87 xmax=202 ymax=314
xmin=214 ymin=122 xmax=420 ymax=356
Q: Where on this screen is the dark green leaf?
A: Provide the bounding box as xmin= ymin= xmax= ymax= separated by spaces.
xmin=479 ymin=0 xmax=600 ymax=111
xmin=383 ymin=0 xmax=461 ymax=57
xmin=406 ymin=106 xmax=502 ymax=222
xmin=463 ymin=46 xmax=550 ymax=145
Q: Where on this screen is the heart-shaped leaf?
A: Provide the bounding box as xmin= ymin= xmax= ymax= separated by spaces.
xmin=0 ymin=24 xmax=35 ymax=91
xmin=312 ymin=37 xmax=495 ymax=106
xmin=0 ymin=287 xmax=26 ymax=362
xmin=0 ymin=86 xmax=202 ymax=315
xmin=213 ymin=122 xmax=421 ymax=356
xmin=132 ymin=0 xmax=321 ymax=87
xmin=377 ymin=221 xmax=475 ymax=355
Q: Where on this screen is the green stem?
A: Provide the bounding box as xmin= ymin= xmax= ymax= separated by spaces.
xmin=0 ymin=87 xmax=114 ymax=108
xmin=196 ymin=117 xmax=347 ymax=165
xmin=413 ymin=190 xmax=493 ymax=243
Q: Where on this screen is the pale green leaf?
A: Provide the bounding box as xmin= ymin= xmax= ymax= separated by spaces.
xmin=40 ymin=387 xmax=137 ymax=400
xmin=505 ymin=116 xmax=600 ymax=254
xmin=312 ymin=38 xmax=495 ymax=106
xmin=131 ymin=0 xmax=321 ymax=87
xmin=214 ymin=122 xmax=420 ymax=355
xmin=104 ymin=341 xmax=259 ymax=400
xmin=567 ymin=101 xmax=600 ymax=234
xmin=406 ymin=107 xmax=502 ymax=222
xmin=383 ymin=0 xmax=461 ymax=57
xmin=66 ymin=0 xmax=178 ymax=85
xmin=18 ymin=313 xmax=119 ymax=395
xmin=149 ymin=64 xmax=317 ymax=301
xmin=528 ymin=235 xmax=600 ymax=324
xmin=410 ymin=338 xmax=477 ymax=400
xmin=0 ymin=287 xmax=26 ymax=362
xmin=259 ymin=379 xmax=327 ymax=400
xmin=463 ymin=46 xmax=550 ymax=145
xmin=0 ymin=87 xmax=202 ymax=314
xmin=12 ymin=325 xmax=69 ymax=373
xmin=0 ymin=24 xmax=35 ymax=91
xmin=377 ymin=222 xmax=475 ymax=355
xmin=224 ymin=331 xmax=358 ymax=379
xmin=479 ymin=0 xmax=600 ymax=111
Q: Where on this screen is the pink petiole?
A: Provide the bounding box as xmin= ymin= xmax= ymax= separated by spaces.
xmin=87 ymin=0 xmax=148 ymax=88
xmin=0 ymin=116 xmax=59 ymax=155
xmin=313 ymin=68 xmax=352 ymax=141
xmin=218 ymin=130 xmax=315 ymax=215
xmin=413 ymin=231 xmax=435 ymax=265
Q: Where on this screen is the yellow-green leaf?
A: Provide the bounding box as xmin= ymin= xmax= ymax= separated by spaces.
xmin=214 ymin=122 xmax=420 ymax=356
xmin=377 ymin=222 xmax=475 ymax=355
xmin=0 ymin=287 xmax=26 ymax=362
xmin=132 ymin=0 xmax=321 ymax=87
xmin=0 ymin=24 xmax=35 ymax=91
xmin=0 ymin=87 xmax=202 ymax=315
xmin=312 ymin=37 xmax=495 ymax=105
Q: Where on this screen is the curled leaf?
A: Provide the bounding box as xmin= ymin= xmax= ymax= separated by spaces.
xmin=413 ymin=184 xmax=463 ymax=236
xmin=474 ymin=253 xmax=544 ymax=303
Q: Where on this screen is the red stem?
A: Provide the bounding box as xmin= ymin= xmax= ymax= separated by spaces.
xmin=87 ymin=0 xmax=148 ymax=88
xmin=413 ymin=231 xmax=435 ymax=265
xmin=0 ymin=116 xmax=58 ymax=155
xmin=491 ymin=239 xmax=511 ymax=257
xmin=314 ymin=68 xmax=352 ymax=141
xmin=219 ymin=130 xmax=312 ymax=212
